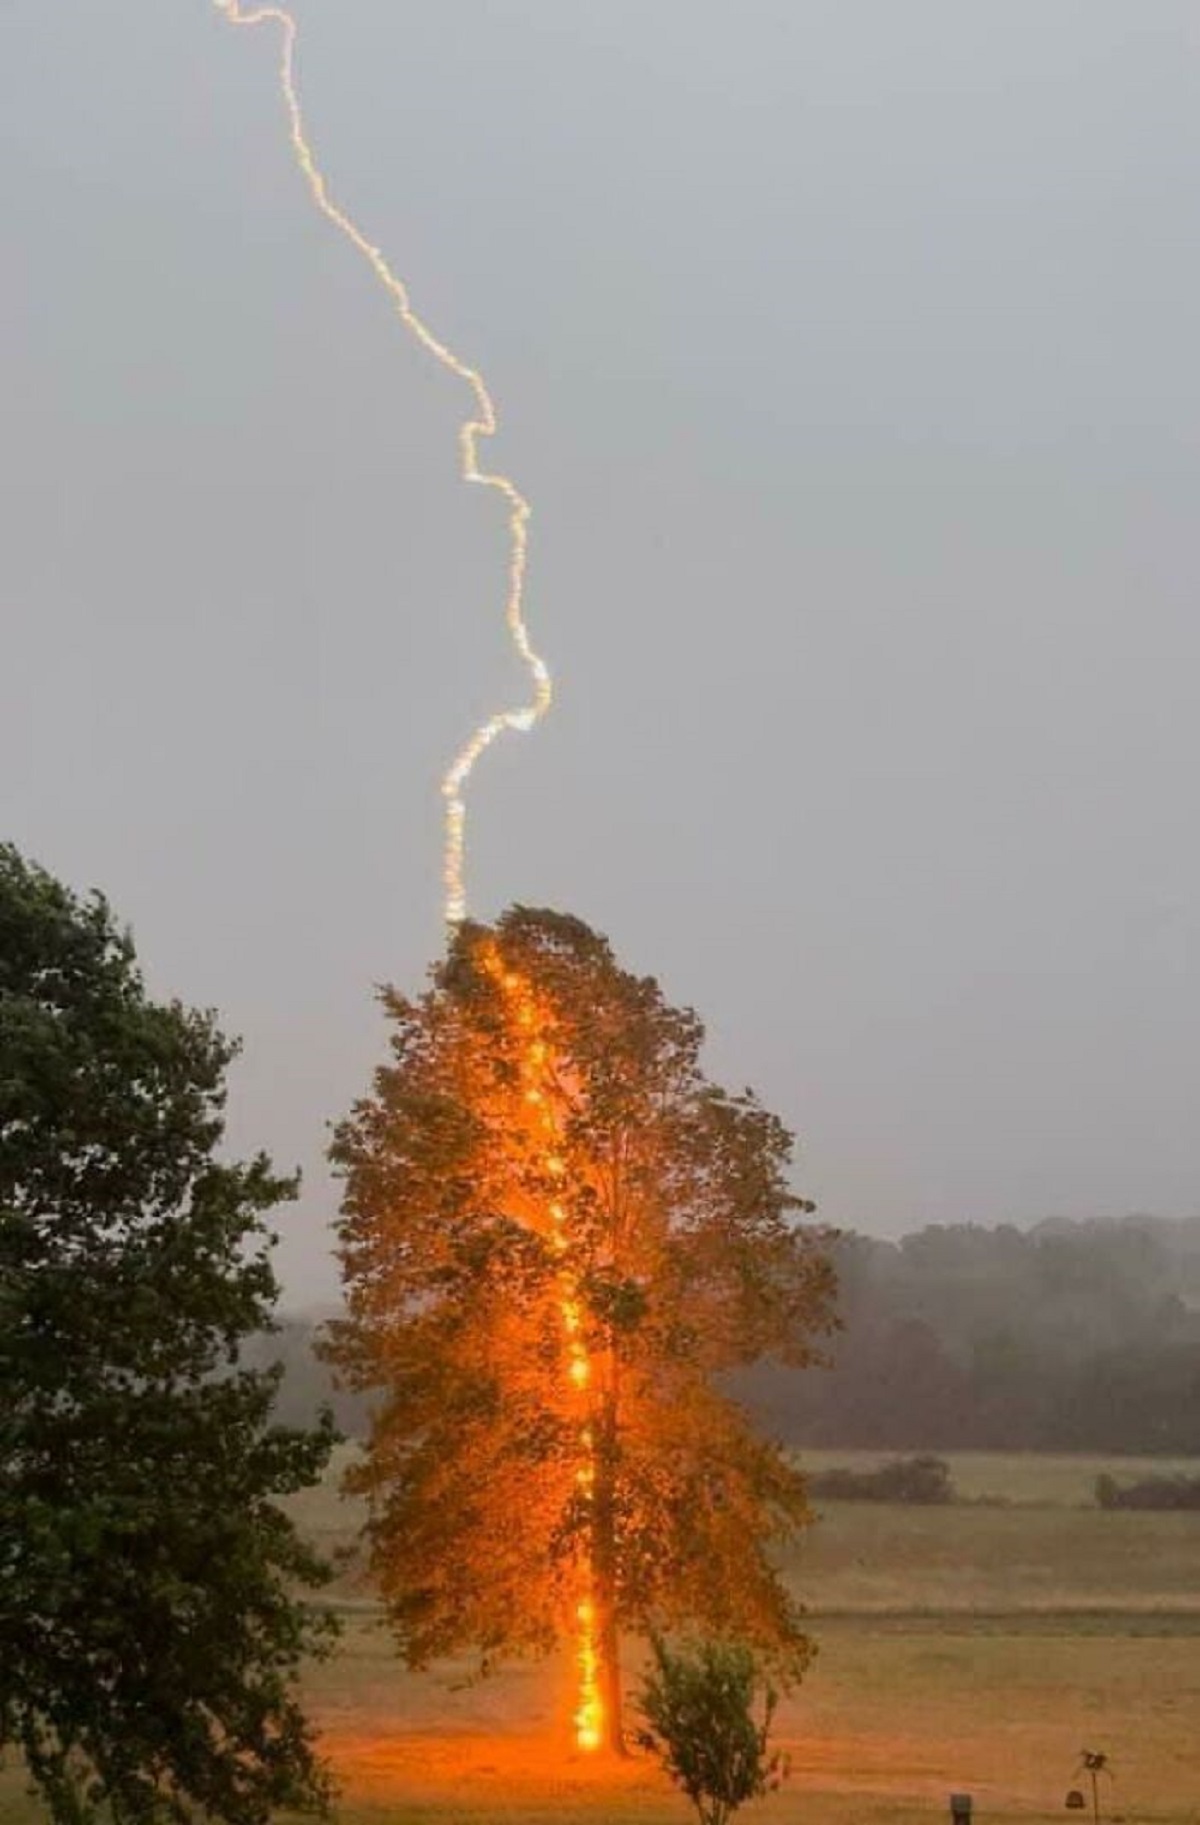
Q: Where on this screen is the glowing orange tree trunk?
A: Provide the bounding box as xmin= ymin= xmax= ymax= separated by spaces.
xmin=590 ymin=1386 xmax=627 ymax=1755
xmin=479 ymin=947 xmax=606 ymax=1750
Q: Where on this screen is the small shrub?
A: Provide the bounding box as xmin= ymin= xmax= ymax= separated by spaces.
xmin=1094 ymin=1474 xmax=1119 ymax=1511
xmin=636 ymin=1637 xmax=788 ymax=1825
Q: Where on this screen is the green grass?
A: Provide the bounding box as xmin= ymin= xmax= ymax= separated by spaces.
xmin=4 ymin=1450 xmax=1199 ymax=1824
xmin=792 ymin=1501 xmax=1200 ymax=1615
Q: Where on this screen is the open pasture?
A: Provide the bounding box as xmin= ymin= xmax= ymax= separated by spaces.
xmin=4 ymin=1450 xmax=1196 ymax=1825
xmin=301 ymin=1445 xmax=1200 ymax=1623
xmin=295 ymin=1614 xmax=1200 ymax=1825
xmin=284 ymin=1449 xmax=1200 ymax=1823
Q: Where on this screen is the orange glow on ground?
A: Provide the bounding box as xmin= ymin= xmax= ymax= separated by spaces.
xmin=320 ymin=1725 xmax=657 ymax=1806
xmin=313 ymin=1700 xmax=973 ymax=1817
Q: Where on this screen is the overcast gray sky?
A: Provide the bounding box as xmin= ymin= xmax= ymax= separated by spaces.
xmin=4 ymin=2 xmax=1199 ymax=1300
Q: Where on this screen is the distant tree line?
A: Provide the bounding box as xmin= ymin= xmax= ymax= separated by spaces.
xmin=268 ymin=1214 xmax=1200 ymax=1456
xmin=743 ymin=1216 xmax=1200 ymax=1454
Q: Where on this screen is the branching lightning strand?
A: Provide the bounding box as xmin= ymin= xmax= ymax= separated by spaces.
xmin=214 ymin=3 xmax=552 ymax=925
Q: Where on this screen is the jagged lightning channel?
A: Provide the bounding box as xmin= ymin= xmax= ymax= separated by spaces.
xmin=214 ymin=3 xmax=552 ymax=925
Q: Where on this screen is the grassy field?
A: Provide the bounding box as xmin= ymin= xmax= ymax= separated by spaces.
xmin=3 ymin=1449 xmax=1197 ymax=1825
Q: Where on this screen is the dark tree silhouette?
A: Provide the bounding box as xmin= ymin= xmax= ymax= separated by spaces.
xmin=0 ymin=846 xmax=336 ymax=1825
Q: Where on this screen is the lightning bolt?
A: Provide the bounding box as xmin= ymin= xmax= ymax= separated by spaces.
xmin=213 ymin=3 xmax=552 ymax=925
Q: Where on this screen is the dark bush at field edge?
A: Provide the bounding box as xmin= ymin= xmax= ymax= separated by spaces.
xmin=808 ymin=1455 xmax=955 ymax=1504
xmin=1094 ymin=1472 xmax=1200 ymax=1511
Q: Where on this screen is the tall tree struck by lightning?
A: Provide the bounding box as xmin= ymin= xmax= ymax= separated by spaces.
xmin=328 ymin=908 xmax=837 ymax=1755
xmin=213 ymin=2 xmax=552 ymax=927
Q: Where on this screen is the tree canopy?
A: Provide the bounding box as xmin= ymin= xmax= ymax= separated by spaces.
xmin=329 ymin=906 xmax=837 ymax=1750
xmin=0 ymin=844 xmax=336 ymax=1825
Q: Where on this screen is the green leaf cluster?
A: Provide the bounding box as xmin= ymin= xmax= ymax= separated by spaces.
xmin=637 ymin=1636 xmax=788 ymax=1825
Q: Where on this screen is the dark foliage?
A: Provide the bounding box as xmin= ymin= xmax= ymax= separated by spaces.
xmin=1094 ymin=1472 xmax=1200 ymax=1511
xmin=808 ymin=1455 xmax=953 ymax=1504
xmin=0 ymin=845 xmax=336 ymax=1825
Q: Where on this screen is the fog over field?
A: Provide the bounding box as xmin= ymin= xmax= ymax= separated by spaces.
xmin=259 ymin=1212 xmax=1200 ymax=1455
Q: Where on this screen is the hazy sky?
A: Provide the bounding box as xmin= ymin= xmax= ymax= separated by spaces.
xmin=4 ymin=2 xmax=1199 ymax=1300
